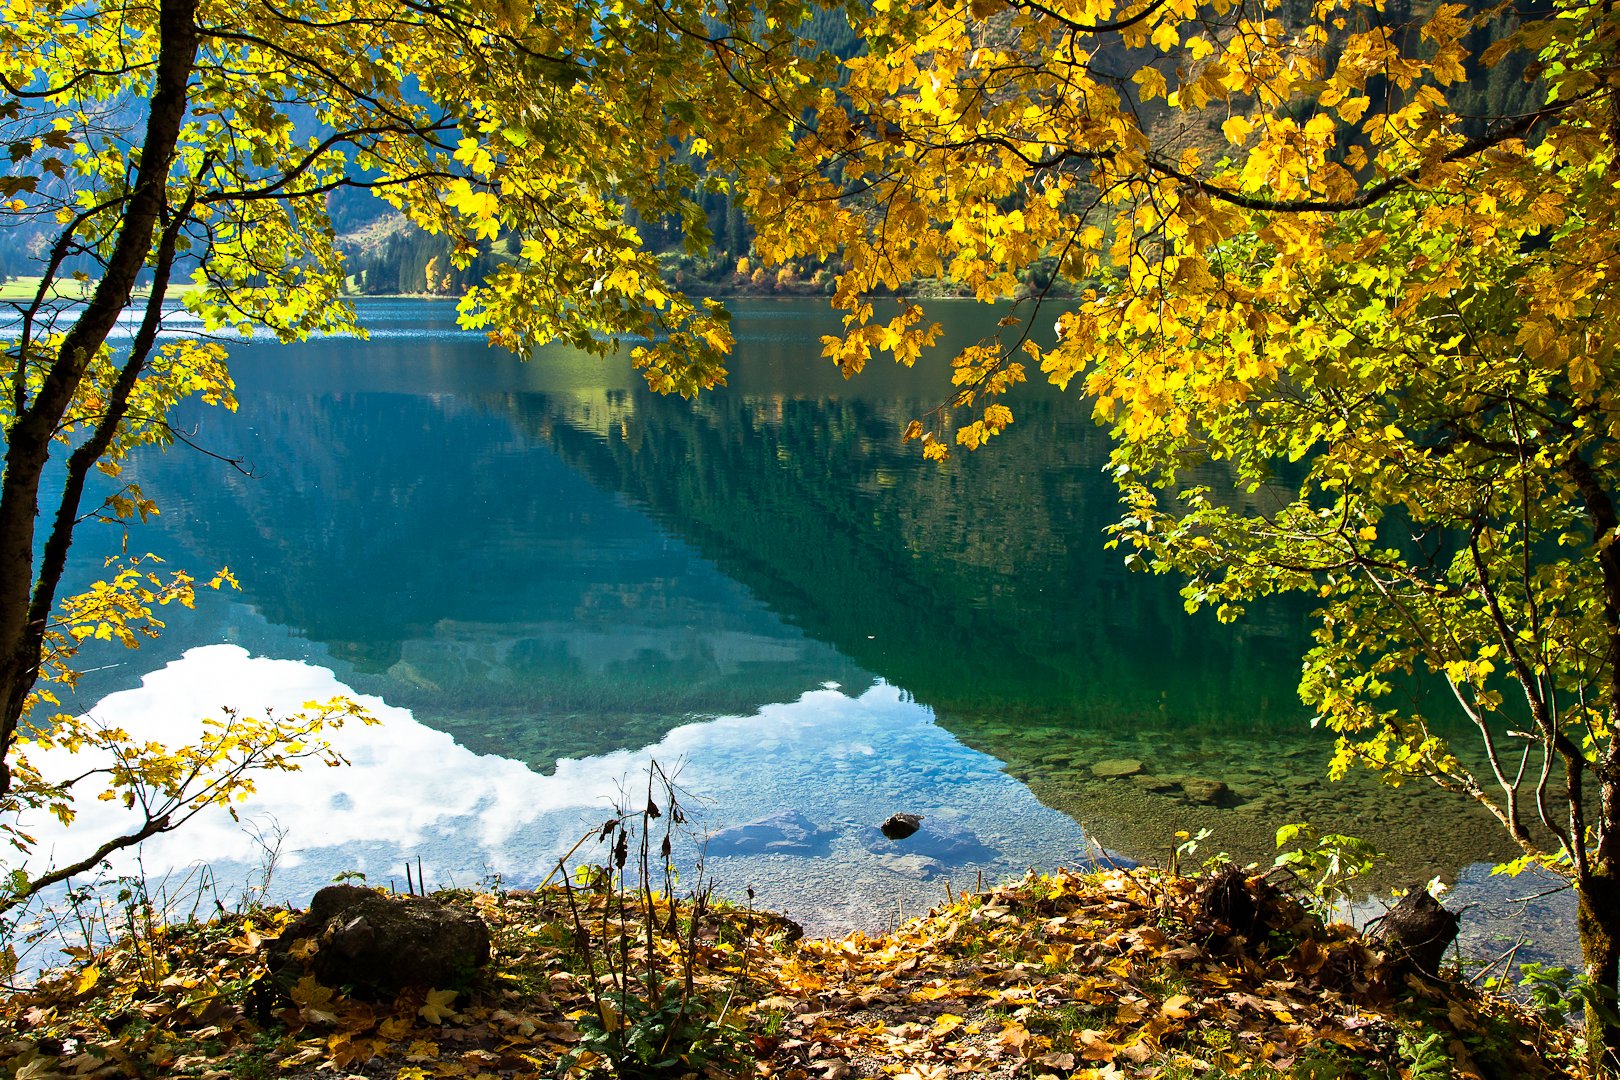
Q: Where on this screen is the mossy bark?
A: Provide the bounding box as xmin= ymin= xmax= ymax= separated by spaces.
xmin=1579 ymin=869 xmax=1620 ymax=1077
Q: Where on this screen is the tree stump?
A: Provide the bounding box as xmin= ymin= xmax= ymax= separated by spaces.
xmin=1195 ymin=865 xmax=1262 ymax=940
xmin=1371 ymin=888 xmax=1459 ymax=978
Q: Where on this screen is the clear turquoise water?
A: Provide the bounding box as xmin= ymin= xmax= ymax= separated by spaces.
xmin=48 ymin=298 xmax=1572 ymax=964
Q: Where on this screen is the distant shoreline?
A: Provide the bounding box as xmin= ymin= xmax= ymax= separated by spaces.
xmin=2 ymin=278 xmax=1069 ymax=306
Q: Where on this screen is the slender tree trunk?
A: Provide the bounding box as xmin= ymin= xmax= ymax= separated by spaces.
xmin=1579 ymin=863 xmax=1620 ymax=1077
xmin=1566 ymin=428 xmax=1620 ymax=1075
xmin=0 ymin=0 xmax=199 ymax=795
xmin=1584 ymin=763 xmax=1620 ymax=1076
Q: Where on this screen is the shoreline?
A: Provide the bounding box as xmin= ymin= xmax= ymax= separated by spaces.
xmin=0 ymin=864 xmax=1581 ymax=1078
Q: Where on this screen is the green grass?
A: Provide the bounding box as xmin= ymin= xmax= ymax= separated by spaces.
xmin=0 ymin=275 xmax=91 ymax=301
xmin=0 ymin=275 xmax=209 ymax=302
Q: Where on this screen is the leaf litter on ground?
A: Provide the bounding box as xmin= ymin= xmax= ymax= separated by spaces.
xmin=0 ymin=864 xmax=1581 ymax=1079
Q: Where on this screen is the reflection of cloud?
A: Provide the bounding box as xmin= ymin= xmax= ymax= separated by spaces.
xmin=15 ymin=645 xmax=1097 ymax=935
xmin=23 ymin=646 xmax=713 ymax=880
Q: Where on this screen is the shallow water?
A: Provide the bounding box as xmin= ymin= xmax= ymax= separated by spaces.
xmin=35 ymin=298 xmax=1575 ymax=970
xmin=35 ymin=643 xmax=1106 ymax=935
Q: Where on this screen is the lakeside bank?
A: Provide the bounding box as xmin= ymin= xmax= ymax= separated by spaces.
xmin=0 ymin=864 xmax=1584 ymax=1079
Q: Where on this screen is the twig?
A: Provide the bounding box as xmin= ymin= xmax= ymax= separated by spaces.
xmin=1506 ymin=881 xmax=1574 ymax=905
xmin=1469 ymin=939 xmax=1526 ymax=986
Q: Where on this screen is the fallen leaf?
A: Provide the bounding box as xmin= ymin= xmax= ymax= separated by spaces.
xmin=997 ymin=1020 xmax=1032 ymax=1055
xmin=290 ymin=975 xmax=339 ymax=1026
xmin=1078 ymin=1030 xmax=1116 ymax=1062
xmin=419 ymin=988 xmax=461 ymax=1025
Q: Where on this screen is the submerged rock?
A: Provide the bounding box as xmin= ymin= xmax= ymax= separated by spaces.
xmin=707 ymin=811 xmax=834 ymax=856
xmin=878 ymin=853 xmax=944 ymax=879
xmin=1090 ymin=758 xmax=1144 ymax=778
xmin=1177 ymin=777 xmax=1235 ymax=806
xmin=879 ymin=813 xmax=923 ymax=840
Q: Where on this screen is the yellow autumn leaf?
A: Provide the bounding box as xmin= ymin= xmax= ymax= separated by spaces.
xmin=1218 ymin=114 xmax=1250 ymax=144
xmin=404 ymin=1038 xmax=440 ymax=1061
xmin=1336 ymin=95 xmax=1370 ymax=123
xmin=418 ymin=987 xmax=461 ymax=1025
xmin=1133 ymin=66 xmax=1168 ymax=101
xmin=997 ymin=1019 xmax=1033 ymax=1054
xmin=1161 ymin=993 xmax=1193 ymax=1018
xmin=291 ymin=974 xmax=340 ymax=1025
xmin=1078 ymin=1029 xmax=1118 ymax=1061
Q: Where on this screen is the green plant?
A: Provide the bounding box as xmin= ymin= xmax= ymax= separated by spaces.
xmin=1394 ymin=1030 xmax=1450 ymax=1080
xmin=1143 ymin=970 xmax=1191 ymax=1000
xmin=1154 ymin=1059 xmax=1259 ymax=1080
xmin=758 ymin=1008 xmax=788 ymax=1037
xmin=1505 ymin=962 xmax=1580 ymax=1021
xmin=1167 ymin=829 xmax=1212 ymax=879
xmin=225 ymin=1031 xmax=287 ymax=1080
xmin=1026 ymin=1003 xmax=1109 ymax=1044
xmin=1272 ymin=823 xmax=1384 ymax=909
xmin=1494 ymin=962 xmax=1620 ymax=1032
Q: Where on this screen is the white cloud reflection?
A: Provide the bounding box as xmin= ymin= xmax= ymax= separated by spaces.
xmin=11 ymin=645 xmax=1580 ymax=974
xmin=17 ymin=645 xmax=1098 ymax=935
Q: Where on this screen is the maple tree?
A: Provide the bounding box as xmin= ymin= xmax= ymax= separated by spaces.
xmin=0 ymin=0 xmax=810 ymax=930
xmin=741 ymin=0 xmax=1620 ymax=1068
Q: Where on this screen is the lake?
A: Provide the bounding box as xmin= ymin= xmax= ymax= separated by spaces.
xmin=37 ymin=298 xmax=1572 ymax=968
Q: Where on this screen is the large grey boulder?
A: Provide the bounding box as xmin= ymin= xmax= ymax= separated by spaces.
xmin=266 ymin=884 xmax=490 ymax=995
xmin=707 ymin=810 xmax=833 ymax=856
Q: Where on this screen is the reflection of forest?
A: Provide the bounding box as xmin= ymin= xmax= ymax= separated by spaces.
xmin=132 ymin=339 xmax=1318 ymax=763
xmin=128 ymin=383 xmax=865 ymax=769
xmin=125 ymin=308 xmax=1513 ymax=881
xmin=513 ymin=377 xmax=1311 ymax=733
xmin=512 ymin=363 xmax=1514 ymax=881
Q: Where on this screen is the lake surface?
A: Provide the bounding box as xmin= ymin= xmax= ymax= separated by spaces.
xmin=39 ymin=299 xmax=1572 ymax=967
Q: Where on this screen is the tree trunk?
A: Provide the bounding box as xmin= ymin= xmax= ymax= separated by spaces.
xmin=0 ymin=0 xmax=199 ymax=794
xmin=1579 ymin=868 xmax=1620 ymax=1077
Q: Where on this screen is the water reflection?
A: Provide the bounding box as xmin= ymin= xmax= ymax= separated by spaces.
xmin=57 ymin=298 xmax=1560 ymax=947
xmin=115 ymin=300 xmax=1308 ymax=738
xmin=35 ymin=645 xmax=1097 ymax=935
